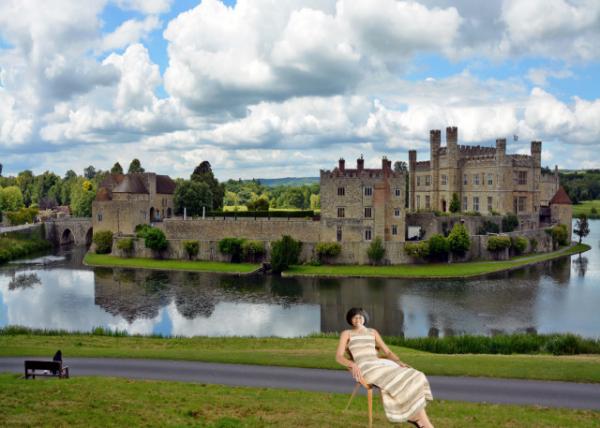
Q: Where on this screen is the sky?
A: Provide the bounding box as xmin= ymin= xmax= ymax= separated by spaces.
xmin=1 ymin=0 xmax=599 ymax=180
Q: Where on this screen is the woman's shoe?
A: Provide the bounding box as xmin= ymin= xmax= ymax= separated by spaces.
xmin=407 ymin=421 xmax=424 ymax=428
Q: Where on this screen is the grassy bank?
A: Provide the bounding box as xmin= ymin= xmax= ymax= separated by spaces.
xmin=573 ymin=200 xmax=600 ymax=219
xmin=84 ymin=253 xmax=260 ymax=274
xmin=2 ymin=331 xmax=600 ymax=383
xmin=284 ymin=243 xmax=591 ymax=279
xmin=0 ymin=232 xmax=51 ymax=264
xmin=1 ymin=374 xmax=598 ymax=427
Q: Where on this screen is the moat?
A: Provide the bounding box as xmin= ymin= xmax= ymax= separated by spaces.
xmin=1 ymin=220 xmax=598 ymax=339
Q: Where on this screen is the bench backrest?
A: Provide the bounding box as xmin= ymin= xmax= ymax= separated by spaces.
xmin=25 ymin=360 xmax=62 ymax=371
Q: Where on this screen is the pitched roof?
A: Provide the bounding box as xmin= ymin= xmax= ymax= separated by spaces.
xmin=113 ymin=174 xmax=148 ymax=194
xmin=156 ymin=175 xmax=176 ymax=194
xmin=549 ymin=186 xmax=572 ymax=205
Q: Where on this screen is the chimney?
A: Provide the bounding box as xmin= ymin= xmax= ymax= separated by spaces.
xmin=531 ymin=141 xmax=542 ymax=167
xmin=357 ymin=155 xmax=364 ymax=171
xmin=338 ymin=158 xmax=345 ymax=172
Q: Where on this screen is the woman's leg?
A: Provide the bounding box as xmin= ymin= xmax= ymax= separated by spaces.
xmin=409 ymin=409 xmax=434 ymax=428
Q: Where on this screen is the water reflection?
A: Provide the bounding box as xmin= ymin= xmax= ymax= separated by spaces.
xmin=1 ymin=221 xmax=599 ymax=338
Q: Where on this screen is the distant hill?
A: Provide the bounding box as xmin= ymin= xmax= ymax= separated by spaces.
xmin=254 ymin=177 xmax=319 ymax=187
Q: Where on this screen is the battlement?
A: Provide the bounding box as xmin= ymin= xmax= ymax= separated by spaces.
xmin=321 ymin=156 xmax=401 ymax=179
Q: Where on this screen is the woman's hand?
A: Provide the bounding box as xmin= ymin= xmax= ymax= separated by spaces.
xmin=350 ymin=362 xmax=365 ymax=383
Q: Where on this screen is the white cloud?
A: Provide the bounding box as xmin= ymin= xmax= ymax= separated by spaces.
xmin=526 ymin=68 xmax=573 ymax=86
xmin=113 ymin=0 xmax=173 ymax=14
xmin=101 ymin=15 xmax=162 ymax=52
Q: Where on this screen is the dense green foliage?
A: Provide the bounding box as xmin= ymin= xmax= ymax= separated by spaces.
xmin=511 ymin=236 xmax=528 ymax=255
xmin=135 ymin=224 xmax=153 ymax=238
xmin=529 ymin=237 xmax=538 ymax=253
xmin=271 ymin=235 xmax=302 ymax=273
xmin=477 ymin=220 xmax=500 ymax=235
xmin=404 ymin=241 xmax=429 ymax=259
xmin=173 ymin=180 xmax=212 ymax=216
xmin=245 ymin=196 xmax=270 ymax=211
xmin=487 ymin=235 xmax=511 ymax=252
xmin=447 ymin=223 xmax=470 ymax=257
xmin=116 ymin=238 xmax=134 ymax=255
xmin=366 ymin=237 xmax=385 ymax=264
xmin=574 ymin=214 xmax=590 ymax=243
xmin=449 ymin=192 xmax=460 ymax=213
xmin=560 ymin=169 xmax=600 ymax=203
xmin=209 ymin=210 xmax=315 ymax=218
xmin=127 ymin=158 xmax=145 ymax=173
xmin=0 ymin=186 xmax=24 ymax=213
xmin=191 ymin=161 xmax=225 ymax=211
xmin=548 ymin=224 xmax=569 ymax=249
xmin=0 ymin=234 xmax=51 ymax=264
xmin=218 ymin=237 xmax=246 ymax=263
xmin=427 ymin=233 xmax=449 ymax=261
xmin=501 ymin=213 xmax=519 ymax=232
xmin=224 ymin=178 xmax=320 ymax=210
xmin=315 ymin=242 xmax=341 ymax=263
xmin=4 ymin=207 xmax=38 ymax=225
xmin=92 ymin=230 xmax=113 ymax=254
xmin=241 ymin=240 xmax=265 ymax=262
xmin=143 ymin=227 xmax=168 ymax=254
xmin=182 ymin=240 xmax=200 ymax=260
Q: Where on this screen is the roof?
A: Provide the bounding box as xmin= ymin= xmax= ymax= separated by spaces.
xmin=156 ymin=175 xmax=176 ymax=194
xmin=113 ymin=174 xmax=148 ymax=194
xmin=549 ymin=186 xmax=572 ymax=205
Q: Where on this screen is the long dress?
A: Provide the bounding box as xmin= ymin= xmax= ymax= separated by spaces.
xmin=347 ymin=329 xmax=433 ymax=423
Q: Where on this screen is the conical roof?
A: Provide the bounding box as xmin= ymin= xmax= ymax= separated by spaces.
xmin=549 ymin=186 xmax=572 ymax=205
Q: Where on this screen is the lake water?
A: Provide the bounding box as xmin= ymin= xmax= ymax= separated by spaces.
xmin=1 ymin=220 xmax=599 ymax=338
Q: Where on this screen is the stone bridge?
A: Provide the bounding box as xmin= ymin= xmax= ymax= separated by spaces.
xmin=45 ymin=218 xmax=93 ymax=246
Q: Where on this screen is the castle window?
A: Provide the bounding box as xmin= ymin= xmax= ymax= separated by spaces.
xmin=425 ymin=175 xmax=431 ymax=186
xmin=337 ymin=187 xmax=345 ymax=196
xmin=487 ymin=196 xmax=493 ymax=212
xmin=364 ymin=186 xmax=373 ymax=196
xmin=417 ymin=176 xmax=421 ymax=186
xmin=364 ymin=207 xmax=372 ymax=218
xmin=337 ymin=207 xmax=345 ymax=218
xmin=395 ymin=188 xmax=401 ymax=197
xmin=518 ymin=196 xmax=527 ymax=212
xmin=518 ymin=171 xmax=527 ymax=185
xmin=416 ymin=195 xmax=421 ymax=209
xmin=474 ymin=174 xmax=480 ymax=186
xmin=441 ymin=175 xmax=447 ymax=185
xmin=392 ymin=225 xmax=398 ymax=235
xmin=463 ymin=174 xmax=468 ymax=185
xmin=97 ymin=213 xmax=102 ymax=222
xmin=487 ymin=173 xmax=493 ymax=186
xmin=394 ymin=208 xmax=401 ymax=217
xmin=463 ymin=196 xmax=468 ymax=211
xmin=365 ymin=228 xmax=372 ymax=241
xmin=473 ymin=197 xmax=480 ymax=212
xmin=425 ymin=195 xmax=431 ymax=209
xmin=337 ymin=226 xmax=343 ymax=242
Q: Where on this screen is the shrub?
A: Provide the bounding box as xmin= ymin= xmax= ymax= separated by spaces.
xmin=144 ymin=227 xmax=168 ymax=255
xmin=315 ymin=242 xmax=342 ymax=263
xmin=550 ymin=224 xmax=569 ymax=248
xmin=477 ymin=220 xmax=500 ymax=235
xmin=367 ymin=237 xmax=385 ymax=265
xmin=271 ymin=235 xmax=302 ymax=273
xmin=135 ymin=224 xmax=153 ymax=238
xmin=218 ymin=237 xmax=246 ymax=263
xmin=92 ymin=230 xmax=113 ymax=254
xmin=511 ymin=236 xmax=528 ymax=255
xmin=447 ymin=223 xmax=470 ymax=258
xmin=502 ymin=213 xmax=519 ymax=232
xmin=404 ymin=241 xmax=429 ymax=259
xmin=116 ymin=238 xmax=134 ymax=256
xmin=529 ymin=237 xmax=538 ymax=253
xmin=449 ymin=193 xmax=460 ymax=213
xmin=183 ymin=240 xmax=200 ymax=260
xmin=591 ymin=207 xmax=598 ymax=214
xmin=241 ymin=240 xmax=265 ymax=262
xmin=427 ymin=234 xmax=449 ymax=261
xmin=487 ymin=235 xmax=511 ymax=252
xmin=5 ymin=207 xmax=39 ymax=226
xmin=246 ymin=197 xmax=270 ymax=211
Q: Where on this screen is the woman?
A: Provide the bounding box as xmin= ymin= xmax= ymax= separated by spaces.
xmin=336 ymin=308 xmax=434 ymax=427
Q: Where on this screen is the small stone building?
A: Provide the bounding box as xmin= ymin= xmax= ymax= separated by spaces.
xmin=92 ymin=172 xmax=176 ymax=235
xmin=409 ymin=127 xmax=559 ymax=219
xmin=320 ymin=156 xmax=407 ymax=243
xmin=549 ymin=186 xmax=573 ymax=237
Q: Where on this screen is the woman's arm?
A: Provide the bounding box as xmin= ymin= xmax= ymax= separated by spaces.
xmin=336 ymin=330 xmax=364 ymax=382
xmin=373 ymin=329 xmax=410 ymax=367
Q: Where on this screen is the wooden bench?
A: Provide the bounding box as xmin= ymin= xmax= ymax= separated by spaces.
xmin=24 ymin=360 xmax=69 ymax=379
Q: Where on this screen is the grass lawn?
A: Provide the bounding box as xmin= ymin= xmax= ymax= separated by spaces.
xmin=84 ymin=253 xmax=260 ymax=274
xmin=0 ymin=374 xmax=598 ymax=427
xmin=2 ymin=334 xmax=600 ymax=383
xmin=284 ymin=243 xmax=591 ymax=279
xmin=572 ymin=200 xmax=600 ymax=218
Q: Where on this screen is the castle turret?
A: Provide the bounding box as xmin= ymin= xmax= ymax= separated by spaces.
xmin=430 ymin=129 xmax=441 ymax=210
xmin=338 ymin=158 xmax=345 ymax=173
xmin=357 ymin=156 xmax=364 ymax=172
xmin=531 ymin=141 xmax=542 ymax=168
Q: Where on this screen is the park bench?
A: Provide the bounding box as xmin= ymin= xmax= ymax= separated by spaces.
xmin=24 ymin=360 xmax=69 ymax=379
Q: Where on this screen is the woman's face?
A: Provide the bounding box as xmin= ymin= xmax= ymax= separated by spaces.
xmin=351 ymin=313 xmax=365 ymax=328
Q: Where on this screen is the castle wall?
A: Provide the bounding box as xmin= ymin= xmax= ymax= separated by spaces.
xmin=92 ymin=200 xmax=149 ymax=235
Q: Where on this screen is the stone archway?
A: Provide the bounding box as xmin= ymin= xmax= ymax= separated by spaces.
xmin=60 ymin=229 xmax=74 ymax=246
xmin=85 ymin=228 xmax=93 ymax=247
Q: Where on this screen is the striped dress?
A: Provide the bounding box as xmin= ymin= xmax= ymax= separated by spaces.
xmin=347 ymin=329 xmax=433 ymax=423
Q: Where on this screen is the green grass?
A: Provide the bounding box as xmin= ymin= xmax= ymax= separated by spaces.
xmin=2 ymin=333 xmax=600 ymax=383
xmin=572 ymin=200 xmax=600 ymax=218
xmin=0 ymin=374 xmax=598 ymax=427
xmin=84 ymin=253 xmax=260 ymax=274
xmin=285 ymin=243 xmax=591 ymax=279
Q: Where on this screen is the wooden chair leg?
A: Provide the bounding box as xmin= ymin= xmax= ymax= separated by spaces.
xmin=344 ymin=382 xmax=361 ymax=411
xmin=367 ymin=387 xmax=373 ymax=428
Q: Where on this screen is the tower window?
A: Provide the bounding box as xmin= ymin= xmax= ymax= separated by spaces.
xmin=337 ymin=187 xmax=345 ymax=196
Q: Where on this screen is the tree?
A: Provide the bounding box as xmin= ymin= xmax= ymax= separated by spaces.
xmin=83 ymin=165 xmax=96 ymax=179
xmin=183 ymin=240 xmax=200 ymax=260
xmin=447 ymin=222 xmax=470 ymax=259
xmin=271 ymin=235 xmax=302 ymax=273
xmin=111 ymin=162 xmax=124 ymax=174
xmin=449 ymin=193 xmax=460 ymax=213
xmin=393 ymin=161 xmax=407 ymax=172
xmin=191 ymin=160 xmax=224 ymax=210
xmin=574 ymin=214 xmax=590 ymax=244
xmin=0 ymin=186 xmax=24 ymax=212
xmin=16 ymin=170 xmax=34 ymax=207
xmin=246 ymin=196 xmax=269 ymax=211
xmin=427 ymin=234 xmax=449 ymax=261
xmin=367 ymin=237 xmax=386 ymax=264
xmin=173 ymin=180 xmax=212 ymax=216
xmin=92 ymin=230 xmax=113 ymax=254
xmin=218 ymin=237 xmax=246 ymax=263
xmin=70 ymin=178 xmax=96 ymax=217
xmin=144 ymin=227 xmax=168 ymax=256
xmin=128 ymin=158 xmax=145 ymax=173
